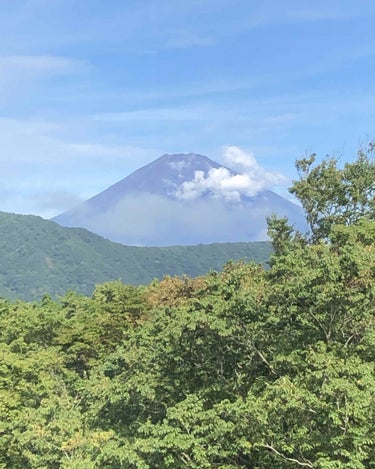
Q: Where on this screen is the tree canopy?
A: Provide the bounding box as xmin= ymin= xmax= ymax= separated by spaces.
xmin=289 ymin=141 xmax=375 ymax=242
xmin=0 ymin=146 xmax=374 ymax=468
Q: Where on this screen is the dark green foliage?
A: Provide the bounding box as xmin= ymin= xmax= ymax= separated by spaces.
xmin=0 ymin=148 xmax=374 ymax=467
xmin=0 ymin=211 xmax=272 ymax=300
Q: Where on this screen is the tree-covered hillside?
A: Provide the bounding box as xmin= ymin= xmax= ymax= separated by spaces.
xmin=0 ymin=212 xmax=271 ymax=300
xmin=0 ymin=145 xmax=374 ymax=467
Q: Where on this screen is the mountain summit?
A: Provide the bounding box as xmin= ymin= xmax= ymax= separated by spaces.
xmin=75 ymin=153 xmax=223 ymax=208
xmin=53 ymin=153 xmax=305 ymax=246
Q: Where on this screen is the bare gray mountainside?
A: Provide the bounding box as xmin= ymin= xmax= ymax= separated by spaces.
xmin=53 ymin=153 xmax=305 ymax=245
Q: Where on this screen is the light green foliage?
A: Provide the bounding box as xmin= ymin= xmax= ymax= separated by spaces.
xmin=0 ymin=147 xmax=374 ymax=467
xmin=290 ymin=141 xmax=375 ymax=242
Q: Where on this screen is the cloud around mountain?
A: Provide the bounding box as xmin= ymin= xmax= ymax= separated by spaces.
xmin=63 ymin=193 xmax=272 ymax=245
xmin=175 ymin=146 xmax=286 ymax=201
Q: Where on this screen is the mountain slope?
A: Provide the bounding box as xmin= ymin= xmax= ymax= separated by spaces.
xmin=53 ymin=153 xmax=306 ymax=246
xmin=0 ymin=211 xmax=272 ymax=300
xmin=54 ymin=153 xmax=220 ymax=217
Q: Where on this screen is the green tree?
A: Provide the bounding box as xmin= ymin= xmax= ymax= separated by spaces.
xmin=289 ymin=142 xmax=375 ymax=242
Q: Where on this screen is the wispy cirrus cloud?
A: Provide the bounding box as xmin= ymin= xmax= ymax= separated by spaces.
xmin=242 ymin=0 xmax=375 ymax=28
xmin=0 ymin=115 xmax=160 ymax=216
xmin=164 ymin=29 xmax=214 ymax=49
xmin=0 ymin=116 xmax=158 ymax=173
xmin=64 ymin=142 xmax=157 ymax=160
xmin=0 ymin=55 xmax=87 ymax=80
xmin=283 ymin=3 xmax=374 ymax=22
xmin=0 ymin=54 xmax=88 ymax=104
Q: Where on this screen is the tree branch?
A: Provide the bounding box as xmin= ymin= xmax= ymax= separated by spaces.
xmin=263 ymin=444 xmax=313 ymax=468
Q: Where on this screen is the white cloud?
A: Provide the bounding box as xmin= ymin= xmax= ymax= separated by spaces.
xmin=223 ymin=145 xmax=286 ymax=184
xmin=176 ymin=146 xmax=286 ymax=201
xmin=223 ymin=145 xmax=258 ymax=170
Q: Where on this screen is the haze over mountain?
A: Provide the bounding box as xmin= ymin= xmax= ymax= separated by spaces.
xmin=53 ymin=151 xmax=305 ymax=246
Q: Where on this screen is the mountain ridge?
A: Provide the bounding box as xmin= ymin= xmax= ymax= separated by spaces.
xmin=0 ymin=210 xmax=272 ymax=300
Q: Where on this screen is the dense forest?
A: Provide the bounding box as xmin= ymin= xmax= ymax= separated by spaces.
xmin=0 ymin=212 xmax=271 ymax=300
xmin=0 ymin=146 xmax=374 ymax=468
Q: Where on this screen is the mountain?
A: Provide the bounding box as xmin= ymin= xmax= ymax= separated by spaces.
xmin=0 ymin=211 xmax=271 ymax=300
xmin=53 ymin=153 xmax=306 ymax=246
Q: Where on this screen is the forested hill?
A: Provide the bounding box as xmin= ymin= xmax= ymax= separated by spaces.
xmin=0 ymin=211 xmax=272 ymax=300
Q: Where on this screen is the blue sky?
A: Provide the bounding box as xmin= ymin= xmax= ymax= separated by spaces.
xmin=1 ymin=0 xmax=375 ymax=218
